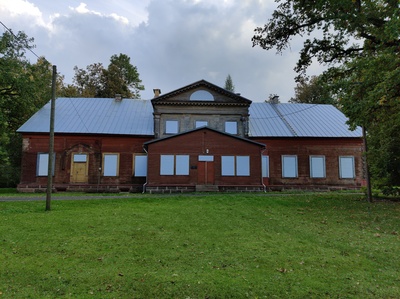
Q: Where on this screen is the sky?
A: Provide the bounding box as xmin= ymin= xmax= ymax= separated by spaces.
xmin=0 ymin=0 xmax=325 ymax=102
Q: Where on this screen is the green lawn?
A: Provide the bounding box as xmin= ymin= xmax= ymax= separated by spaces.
xmin=0 ymin=193 xmax=399 ymax=298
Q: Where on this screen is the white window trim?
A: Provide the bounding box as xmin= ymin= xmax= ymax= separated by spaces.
xmin=160 ymin=155 xmax=190 ymax=176
xmin=133 ymin=154 xmax=147 ymax=177
xmin=282 ymin=155 xmax=298 ymax=178
xmin=339 ymin=156 xmax=355 ymax=179
xmin=165 ymin=120 xmax=179 ymax=134
xmin=262 ymin=155 xmax=269 ymax=178
xmin=103 ymin=153 xmax=120 ymax=177
xmin=310 ymin=156 xmax=326 ymax=178
xmin=221 ymin=155 xmax=250 ymax=176
xmin=37 ymin=153 xmax=55 ymax=176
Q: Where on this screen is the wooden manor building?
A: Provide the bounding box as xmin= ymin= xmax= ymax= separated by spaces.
xmin=17 ymin=80 xmax=364 ymax=193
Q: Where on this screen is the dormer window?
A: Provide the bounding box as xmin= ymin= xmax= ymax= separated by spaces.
xmin=190 ymin=90 xmax=214 ymax=101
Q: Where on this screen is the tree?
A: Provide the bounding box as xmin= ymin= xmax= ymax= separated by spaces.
xmin=72 ymin=54 xmax=144 ymax=98
xmin=224 ymin=74 xmax=235 ymax=92
xmin=252 ymin=0 xmax=400 ymax=187
xmin=0 ymin=31 xmax=54 ymax=186
xmin=289 ymin=75 xmax=336 ymax=105
xmin=266 ymin=94 xmax=280 ymax=104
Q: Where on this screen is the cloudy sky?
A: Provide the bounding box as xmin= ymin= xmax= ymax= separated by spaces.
xmin=0 ymin=0 xmax=324 ymax=102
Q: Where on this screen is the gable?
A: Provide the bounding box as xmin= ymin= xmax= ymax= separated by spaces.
xmin=144 ymin=127 xmax=265 ymax=152
xmin=151 ymin=79 xmax=252 ymax=106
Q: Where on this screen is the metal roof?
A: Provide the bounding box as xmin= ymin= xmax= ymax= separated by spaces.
xmin=17 ymin=98 xmax=154 ymax=135
xmin=18 ymin=98 xmax=362 ymax=138
xmin=249 ymin=103 xmax=362 ymax=138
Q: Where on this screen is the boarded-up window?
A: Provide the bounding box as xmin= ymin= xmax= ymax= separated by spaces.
xmin=221 ymin=156 xmax=250 ymax=176
xmin=224 ymin=121 xmax=237 ymax=134
xmin=103 ymin=154 xmax=119 ymax=176
xmin=37 ymin=153 xmax=55 ymax=176
xmin=262 ymin=155 xmax=269 ymax=178
xmin=134 ymin=155 xmax=147 ymax=177
xmin=282 ymin=155 xmax=298 ymax=178
xmin=339 ymin=156 xmax=355 ymax=179
xmin=165 ymin=120 xmax=179 ymax=134
xmin=310 ymin=156 xmax=326 ymax=178
xmin=160 ymin=155 xmax=189 ymax=176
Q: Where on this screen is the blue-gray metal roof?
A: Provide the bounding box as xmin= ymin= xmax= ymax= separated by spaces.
xmin=18 ymin=98 xmax=361 ymax=138
xmin=249 ymin=103 xmax=362 ymax=137
xmin=17 ymin=98 xmax=154 ymax=135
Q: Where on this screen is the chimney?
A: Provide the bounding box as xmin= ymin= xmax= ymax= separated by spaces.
xmin=153 ymin=89 xmax=161 ymax=98
xmin=115 ymin=94 xmax=122 ymax=102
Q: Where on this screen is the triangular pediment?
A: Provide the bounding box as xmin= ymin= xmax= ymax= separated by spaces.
xmin=151 ymin=80 xmax=252 ymax=107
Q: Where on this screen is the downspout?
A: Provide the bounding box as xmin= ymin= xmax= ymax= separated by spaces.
xmin=261 ymin=146 xmax=267 ymax=193
xmin=142 ymin=145 xmax=148 ymax=194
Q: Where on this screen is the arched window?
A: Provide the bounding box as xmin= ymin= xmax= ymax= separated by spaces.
xmin=190 ymin=90 xmax=214 ymax=101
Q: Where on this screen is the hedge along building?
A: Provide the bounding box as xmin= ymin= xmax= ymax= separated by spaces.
xmin=17 ymin=80 xmax=364 ymax=193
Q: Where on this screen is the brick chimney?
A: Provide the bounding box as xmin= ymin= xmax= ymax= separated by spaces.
xmin=153 ymin=89 xmax=161 ymax=98
xmin=115 ymin=94 xmax=122 ymax=102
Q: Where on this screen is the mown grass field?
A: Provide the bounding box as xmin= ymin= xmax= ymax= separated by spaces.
xmin=0 ymin=192 xmax=399 ymax=298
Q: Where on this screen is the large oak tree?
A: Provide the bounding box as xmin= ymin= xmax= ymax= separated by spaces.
xmin=253 ymin=0 xmax=400 ymax=186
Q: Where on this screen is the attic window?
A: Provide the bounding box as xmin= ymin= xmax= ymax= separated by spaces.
xmin=190 ymin=90 xmax=214 ymax=101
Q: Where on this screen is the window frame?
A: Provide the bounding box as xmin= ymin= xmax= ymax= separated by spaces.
xmin=282 ymin=155 xmax=298 ymax=178
xmin=37 ymin=153 xmax=55 ymax=176
xmin=133 ymin=154 xmax=147 ymax=177
xmin=339 ymin=156 xmax=355 ymax=179
xmin=310 ymin=155 xmax=326 ymax=178
xmin=102 ymin=153 xmax=120 ymax=177
xmin=262 ymin=155 xmax=269 ymax=178
xmin=160 ymin=154 xmax=190 ymax=176
xmin=224 ymin=121 xmax=238 ymax=135
xmin=195 ymin=120 xmax=208 ymax=128
xmin=221 ymin=155 xmax=250 ymax=176
xmin=165 ymin=120 xmax=179 ymax=134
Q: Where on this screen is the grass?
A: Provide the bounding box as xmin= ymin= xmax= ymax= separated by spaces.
xmin=0 ymin=193 xmax=399 ymax=298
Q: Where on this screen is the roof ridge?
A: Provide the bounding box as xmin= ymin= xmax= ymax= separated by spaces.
xmin=270 ymin=104 xmax=298 ymax=137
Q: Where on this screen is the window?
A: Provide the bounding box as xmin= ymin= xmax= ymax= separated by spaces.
xmin=160 ymin=155 xmax=189 ymax=175
xmin=225 ymin=121 xmax=238 ymax=134
xmin=221 ymin=156 xmax=250 ymax=176
xmin=339 ymin=156 xmax=355 ymax=179
xmin=134 ymin=154 xmax=147 ymax=177
xmin=73 ymin=154 xmax=87 ymax=162
xmin=310 ymin=156 xmax=326 ymax=178
xmin=37 ymin=153 xmax=55 ymax=176
xmin=176 ymin=155 xmax=189 ymax=175
xmin=103 ymin=154 xmax=119 ymax=176
xmin=190 ymin=90 xmax=214 ymax=101
xmin=262 ymin=155 xmax=269 ymax=178
xmin=282 ymin=155 xmax=298 ymax=178
xmin=195 ymin=120 xmax=208 ymax=128
xmin=165 ymin=120 xmax=179 ymax=134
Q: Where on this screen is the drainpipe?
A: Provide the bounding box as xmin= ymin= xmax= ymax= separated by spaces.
xmin=142 ymin=146 xmax=148 ymax=193
xmin=261 ymin=147 xmax=267 ymax=193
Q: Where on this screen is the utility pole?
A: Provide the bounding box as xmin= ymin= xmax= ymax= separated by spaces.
xmin=46 ymin=65 xmax=57 ymax=211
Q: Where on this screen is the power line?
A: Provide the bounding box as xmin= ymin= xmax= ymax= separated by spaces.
xmin=0 ymin=20 xmax=47 ymax=62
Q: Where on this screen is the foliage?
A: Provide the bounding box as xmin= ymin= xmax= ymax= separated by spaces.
xmin=0 ymin=31 xmax=54 ymax=187
xmin=0 ymin=193 xmax=399 ymax=298
xmin=224 ymin=74 xmax=235 ymax=92
xmin=289 ymin=75 xmax=337 ymax=105
xmin=71 ymin=54 xmax=144 ymax=98
xmin=252 ymin=0 xmax=400 ymax=186
xmin=266 ymin=93 xmax=280 ymax=104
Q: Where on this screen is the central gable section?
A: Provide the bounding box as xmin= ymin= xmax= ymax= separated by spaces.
xmin=144 ymin=127 xmax=265 ymax=188
xmin=151 ymin=80 xmax=252 ymax=139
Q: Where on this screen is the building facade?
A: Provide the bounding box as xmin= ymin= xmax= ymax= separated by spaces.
xmin=17 ymin=80 xmax=364 ymax=192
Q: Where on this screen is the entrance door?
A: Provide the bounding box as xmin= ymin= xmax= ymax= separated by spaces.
xmin=197 ymin=156 xmax=215 ymax=185
xmin=71 ymin=154 xmax=88 ymax=183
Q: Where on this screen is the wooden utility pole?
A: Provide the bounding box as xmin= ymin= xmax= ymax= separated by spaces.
xmin=46 ymin=65 xmax=57 ymax=211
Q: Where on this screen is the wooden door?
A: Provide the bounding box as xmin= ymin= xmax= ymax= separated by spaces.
xmin=197 ymin=161 xmax=214 ymax=185
xmin=71 ymin=154 xmax=88 ymax=183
